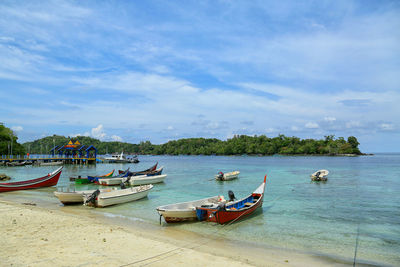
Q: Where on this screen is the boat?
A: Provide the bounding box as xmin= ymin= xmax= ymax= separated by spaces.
xmin=101 ymin=152 xmax=136 ymax=163
xmin=98 ymin=173 xmax=166 ymax=186
xmin=310 ymin=170 xmax=329 ymax=181
xmin=215 ymin=171 xmax=240 ymax=181
xmin=69 ymin=169 xmax=115 ymax=184
xmin=0 ymin=167 xmax=63 ymax=192
xmin=36 ymin=161 xmax=63 ymax=166
xmin=128 ymin=174 xmax=167 ymax=186
xmin=156 ymin=195 xmax=223 ymax=223
xmin=89 ymin=168 xmax=130 ymax=183
xmin=6 ymin=161 xmax=28 ymax=167
xmin=118 ymin=162 xmax=158 ymax=176
xmin=195 ymin=175 xmax=267 ymax=224
xmin=54 ymin=188 xmax=114 ymax=204
xmin=83 ymin=184 xmax=153 ymax=207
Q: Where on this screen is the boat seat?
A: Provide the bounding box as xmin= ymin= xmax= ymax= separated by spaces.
xmin=244 ymin=202 xmax=253 ymax=206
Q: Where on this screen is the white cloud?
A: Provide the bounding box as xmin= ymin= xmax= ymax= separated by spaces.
xmin=291 ymin=126 xmax=300 ymax=131
xmin=111 ymin=135 xmax=122 ymax=141
xmin=380 ymin=123 xmax=394 ymax=131
xmin=324 ymin=117 xmax=336 ymax=122
xmin=91 ymin=124 xmax=106 ymax=140
xmin=166 ymin=125 xmax=174 ymax=131
xmin=346 ymin=121 xmax=362 ymax=129
xmin=305 ymin=122 xmax=319 ymax=129
xmin=11 ymin=126 xmax=23 ymax=132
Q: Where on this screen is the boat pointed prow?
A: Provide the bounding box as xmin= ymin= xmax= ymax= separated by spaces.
xmin=264 ymin=174 xmax=267 ymax=183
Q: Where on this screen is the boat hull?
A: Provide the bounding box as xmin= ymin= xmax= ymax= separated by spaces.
xmin=156 ymin=196 xmax=220 ymax=223
xmin=92 ymin=185 xmax=153 ymax=207
xmin=0 ymin=167 xmax=63 ymax=192
xmin=215 ymin=171 xmax=240 ymax=181
xmin=129 ymin=174 xmax=167 ymax=186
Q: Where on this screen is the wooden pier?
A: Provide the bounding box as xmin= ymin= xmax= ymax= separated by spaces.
xmin=0 ymin=155 xmax=97 ymax=165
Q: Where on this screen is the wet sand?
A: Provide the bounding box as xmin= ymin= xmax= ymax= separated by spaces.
xmin=0 ymin=198 xmax=345 ymax=267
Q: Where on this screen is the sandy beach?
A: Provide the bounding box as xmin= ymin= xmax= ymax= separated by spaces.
xmin=0 ymin=199 xmax=340 ymax=267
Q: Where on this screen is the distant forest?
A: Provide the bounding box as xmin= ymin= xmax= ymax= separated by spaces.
xmin=0 ymin=124 xmax=25 ymax=155
xmin=21 ymin=134 xmax=362 ymax=156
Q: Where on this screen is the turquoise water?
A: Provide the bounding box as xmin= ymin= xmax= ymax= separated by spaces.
xmin=1 ymin=154 xmax=399 ymax=266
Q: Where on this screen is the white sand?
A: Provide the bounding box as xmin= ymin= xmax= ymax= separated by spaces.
xmin=0 ymin=200 xmax=333 ymax=267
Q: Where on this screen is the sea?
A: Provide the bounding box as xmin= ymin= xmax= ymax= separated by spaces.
xmin=1 ymin=154 xmax=399 ymax=266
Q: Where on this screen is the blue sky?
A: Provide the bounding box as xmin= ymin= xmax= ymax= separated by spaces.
xmin=1 ymin=0 xmax=399 ymax=152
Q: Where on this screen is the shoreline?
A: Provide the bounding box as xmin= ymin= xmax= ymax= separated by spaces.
xmin=0 ymin=198 xmax=379 ymax=267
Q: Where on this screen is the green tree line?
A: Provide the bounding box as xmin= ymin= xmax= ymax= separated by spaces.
xmin=0 ymin=123 xmax=26 ymax=155
xmin=21 ymin=134 xmax=362 ymax=156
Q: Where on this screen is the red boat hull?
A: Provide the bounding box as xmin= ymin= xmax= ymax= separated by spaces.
xmin=0 ymin=167 xmax=63 ymax=192
xmin=196 ymin=175 xmax=267 ymax=224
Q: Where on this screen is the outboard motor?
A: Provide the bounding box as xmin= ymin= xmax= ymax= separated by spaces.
xmin=120 ymin=177 xmax=131 ymax=189
xmin=217 ymin=172 xmax=224 ymax=180
xmin=85 ymin=189 xmax=100 ymax=205
xmin=228 ymin=190 xmax=236 ymax=202
xmin=315 ymin=171 xmax=321 ymax=178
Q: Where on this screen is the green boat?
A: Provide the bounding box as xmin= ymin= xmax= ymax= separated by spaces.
xmin=70 ymin=169 xmax=115 ymax=184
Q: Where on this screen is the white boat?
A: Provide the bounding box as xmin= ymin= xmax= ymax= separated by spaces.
xmin=102 ymin=152 xmax=131 ymax=163
xmin=311 ymin=169 xmax=329 ymax=181
xmin=215 ymin=171 xmax=240 ymax=181
xmin=37 ymin=161 xmax=63 ymax=166
xmin=128 ymin=174 xmax=167 ymax=186
xmin=156 ymin=195 xmax=224 ymax=223
xmin=54 ymin=188 xmax=114 ymax=204
xmin=98 ymin=174 xmax=167 ymax=186
xmin=83 ymin=184 xmax=153 ymax=207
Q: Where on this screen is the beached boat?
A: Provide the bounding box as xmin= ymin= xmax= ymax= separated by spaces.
xmin=54 ymin=188 xmax=114 ymax=204
xmin=83 ymin=184 xmax=153 ymax=207
xmin=69 ymin=169 xmax=115 ymax=184
xmin=0 ymin=167 xmax=63 ymax=192
xmin=98 ymin=173 xmax=166 ymax=186
xmin=196 ymin=175 xmax=267 ymax=224
xmin=310 ymin=170 xmax=329 ymax=181
xmin=156 ymin=196 xmax=222 ymax=223
xmin=118 ymin=162 xmax=158 ymax=176
xmin=215 ymin=171 xmax=240 ymax=181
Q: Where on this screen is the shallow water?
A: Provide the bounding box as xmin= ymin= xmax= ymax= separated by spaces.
xmin=1 ymin=154 xmax=399 ymax=266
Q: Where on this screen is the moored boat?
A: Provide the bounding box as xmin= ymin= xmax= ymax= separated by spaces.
xmin=36 ymin=161 xmax=63 ymax=166
xmin=0 ymin=167 xmax=63 ymax=192
xmin=118 ymin=162 xmax=158 ymax=176
xmin=196 ymin=175 xmax=267 ymax=224
xmin=310 ymin=169 xmax=329 ymax=181
xmin=69 ymin=169 xmax=115 ymax=184
xmin=83 ymin=184 xmax=153 ymax=207
xmin=98 ymin=173 xmax=167 ymax=186
xmin=89 ymin=168 xmax=129 ymax=183
xmin=157 ymin=195 xmax=222 ymax=223
xmin=215 ymin=171 xmax=240 ymax=181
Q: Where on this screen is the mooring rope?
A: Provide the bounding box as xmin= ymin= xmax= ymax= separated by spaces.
xmin=353 ymin=222 xmax=360 ymax=267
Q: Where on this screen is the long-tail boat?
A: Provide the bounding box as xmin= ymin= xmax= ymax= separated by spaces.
xmin=118 ymin=162 xmax=158 ymax=176
xmin=0 ymin=167 xmax=63 ymax=192
xmin=89 ymin=168 xmax=130 ymax=183
xmin=69 ymin=169 xmax=115 ymax=184
xmin=195 ymin=175 xmax=267 ymax=224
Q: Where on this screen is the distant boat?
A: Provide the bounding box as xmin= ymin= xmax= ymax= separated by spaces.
xmin=157 ymin=196 xmax=222 ymax=223
xmin=83 ymin=184 xmax=153 ymax=207
xmin=311 ymin=170 xmax=329 ymax=181
xmin=0 ymin=167 xmax=63 ymax=192
xmin=36 ymin=161 xmax=63 ymax=166
xmin=6 ymin=161 xmax=28 ymax=167
xmin=196 ymin=176 xmax=267 ymax=224
xmin=215 ymin=171 xmax=240 ymax=181
xmin=102 ymin=152 xmax=138 ymax=163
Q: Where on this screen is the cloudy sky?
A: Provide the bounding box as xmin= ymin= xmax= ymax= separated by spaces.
xmin=1 ymin=0 xmax=399 ymax=152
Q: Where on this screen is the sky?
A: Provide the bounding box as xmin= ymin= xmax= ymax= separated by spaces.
xmin=0 ymin=0 xmax=399 ymax=152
